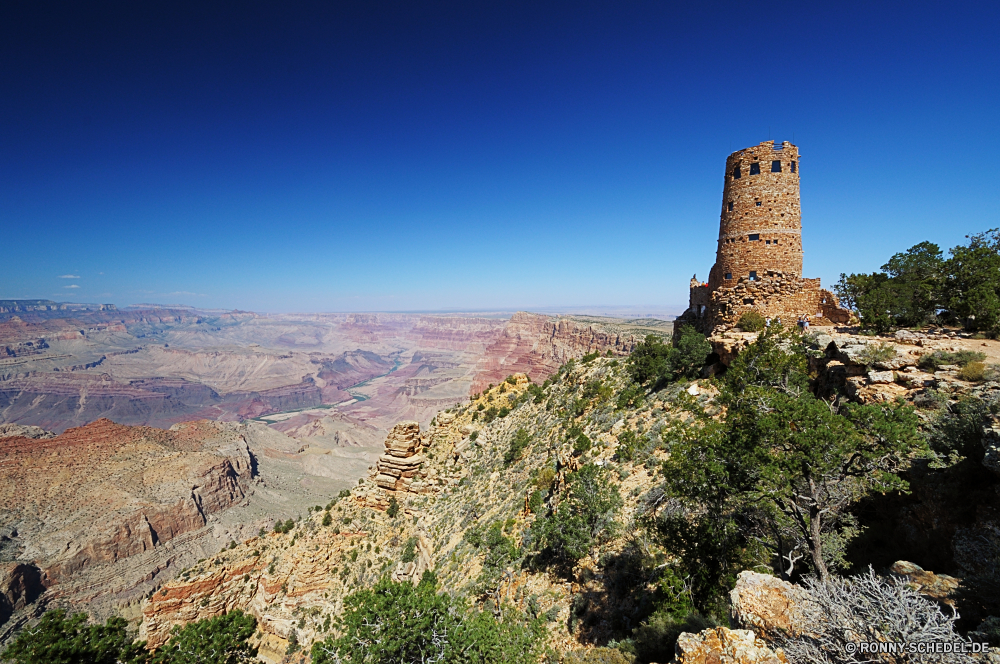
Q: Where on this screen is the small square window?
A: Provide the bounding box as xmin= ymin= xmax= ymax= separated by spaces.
xmin=728 ymin=201 xmax=734 ymax=211
xmin=791 ymin=161 xmax=797 ymax=173
xmin=771 ymin=160 xmax=782 ymax=172
xmin=724 ymin=272 xmax=732 ymax=280
xmin=755 ymin=201 xmax=762 ymax=207
xmin=749 ymin=162 xmax=761 ymax=175
xmin=749 ymin=271 xmax=757 ymax=281
xmin=766 ymin=239 xmax=771 ymax=244
xmin=748 ymin=234 xmax=759 ymax=241
xmin=733 ymin=166 xmax=742 ymax=179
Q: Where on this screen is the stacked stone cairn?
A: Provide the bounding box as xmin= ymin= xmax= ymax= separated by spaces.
xmin=373 ymin=421 xmax=427 ymax=493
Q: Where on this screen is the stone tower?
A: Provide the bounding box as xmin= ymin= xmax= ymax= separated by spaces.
xmin=708 ymin=141 xmax=802 ymax=290
xmin=678 ymin=140 xmax=849 ymax=334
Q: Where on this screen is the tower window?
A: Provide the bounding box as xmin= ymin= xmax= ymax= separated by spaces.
xmin=733 ymin=166 xmax=742 ymax=179
xmin=791 ymin=161 xmax=797 ymax=173
xmin=748 ymin=234 xmax=759 ymax=241
xmin=755 ymin=201 xmax=762 ymax=207
xmin=771 ymin=160 xmax=782 ymax=172
xmin=749 ymin=162 xmax=761 ymax=175
xmin=766 ymin=239 xmax=771 ymax=244
xmin=728 ymin=201 xmax=734 ymax=211
xmin=725 ymin=272 xmax=732 ymax=279
xmin=749 ymin=271 xmax=758 ymax=280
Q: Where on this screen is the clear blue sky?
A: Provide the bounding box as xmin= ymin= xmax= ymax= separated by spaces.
xmin=2 ymin=1 xmax=997 ymax=313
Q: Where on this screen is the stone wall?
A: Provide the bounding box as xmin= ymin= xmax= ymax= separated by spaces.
xmin=678 ymin=271 xmax=850 ymax=333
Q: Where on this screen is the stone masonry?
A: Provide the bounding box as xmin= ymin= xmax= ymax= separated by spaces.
xmin=678 ymin=140 xmax=849 ymax=333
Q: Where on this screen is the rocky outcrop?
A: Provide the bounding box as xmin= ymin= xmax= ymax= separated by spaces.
xmin=730 ymin=572 xmax=807 ymax=638
xmin=372 ymin=421 xmax=428 ymax=493
xmin=675 ymin=627 xmax=787 ymax=664
xmin=889 ymin=560 xmax=960 ymax=606
xmin=0 ymin=419 xmax=260 ymax=624
xmin=0 ymin=564 xmax=44 ymax=626
xmin=0 ymin=423 xmax=53 ymax=439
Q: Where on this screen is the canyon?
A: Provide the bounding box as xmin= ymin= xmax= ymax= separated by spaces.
xmin=0 ymin=304 xmax=670 ymax=637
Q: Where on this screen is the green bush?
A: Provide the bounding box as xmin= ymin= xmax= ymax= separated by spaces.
xmin=856 ymin=341 xmax=898 ymax=365
xmin=401 ymin=537 xmax=417 ymax=563
xmin=528 ymin=490 xmax=544 ymax=514
xmin=736 ymin=310 xmax=766 ymax=332
xmin=386 ymin=496 xmax=400 ymax=518
xmin=310 ymin=574 xmax=543 ymax=664
xmin=273 ymin=519 xmax=294 ymax=534
xmin=504 ymin=428 xmax=531 ymax=464
xmin=534 ymin=467 xmax=556 ymax=491
xmin=1 ymin=610 xmax=150 ymax=664
xmin=918 ymin=349 xmax=986 ymax=371
xmin=532 ymin=464 xmax=623 ymax=571
xmin=626 ymin=329 xmax=711 ymax=390
xmin=562 ymin=647 xmax=635 ymax=664
xmin=959 ymin=361 xmax=989 ymax=382
xmin=321 ymin=512 xmax=333 ymax=527
xmin=572 ymin=432 xmax=592 ymax=456
xmin=506 ymin=375 xmax=518 ymax=385
xmin=152 ymin=610 xmax=258 ymax=663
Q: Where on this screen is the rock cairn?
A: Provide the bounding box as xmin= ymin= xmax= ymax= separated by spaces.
xmin=373 ymin=421 xmax=426 ymax=492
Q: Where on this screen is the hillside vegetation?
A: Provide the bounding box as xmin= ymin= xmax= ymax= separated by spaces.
xmin=7 ymin=322 xmax=1000 ymax=663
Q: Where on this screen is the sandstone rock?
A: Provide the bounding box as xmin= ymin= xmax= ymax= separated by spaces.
xmin=369 ymin=422 xmax=434 ymax=495
xmin=0 ymin=563 xmax=44 ymax=625
xmin=730 ymin=571 xmax=806 ymax=638
xmin=868 ymin=370 xmax=895 ymax=384
xmin=889 ymin=561 xmax=960 ymax=606
xmin=675 ymin=627 xmax=787 ymax=664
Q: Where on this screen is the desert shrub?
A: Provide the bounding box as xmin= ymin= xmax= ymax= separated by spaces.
xmin=528 ymin=490 xmax=544 ymax=513
xmin=386 ymin=496 xmax=399 ymax=518
xmin=470 ymin=522 xmax=521 ymax=600
xmin=572 ymin=432 xmax=592 ymax=456
xmin=581 ymin=351 xmax=601 ymax=364
xmin=2 ymin=610 xmax=149 ymax=664
xmin=526 ymin=383 xmax=545 ymax=404
xmin=310 ymin=574 xmax=543 ymax=664
xmin=778 ymin=568 xmax=967 ymax=663
xmin=918 ymin=349 xmax=987 ymax=371
xmin=469 ymin=430 xmax=479 ymax=442
xmin=321 ymin=512 xmax=333 ymax=527
xmin=925 ymin=394 xmax=998 ymax=461
xmin=504 ymin=428 xmax=531 ymax=464
xmin=338 ymin=488 xmax=351 ymax=499
xmin=959 ymin=361 xmax=988 ymax=382
xmin=152 ymin=610 xmax=257 ymax=663
xmin=534 ymin=467 xmax=556 ymax=492
xmin=531 ymin=464 xmax=623 ymax=571
xmin=629 ymin=610 xmax=716 ymax=664
xmin=401 ymin=537 xmax=417 ymax=563
xmin=736 ymin=310 xmax=766 ymax=332
xmin=615 ymin=429 xmax=652 ymax=462
xmin=506 ymin=375 xmax=518 ymax=385
xmin=274 ymin=519 xmax=294 ymax=534
xmin=626 ymin=329 xmax=711 ymax=391
xmin=856 ymin=341 xmax=898 ymax=365
xmin=562 ymin=647 xmax=634 ymax=664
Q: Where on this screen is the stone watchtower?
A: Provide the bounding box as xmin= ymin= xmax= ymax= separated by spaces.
xmin=678 ymin=140 xmax=849 ymax=333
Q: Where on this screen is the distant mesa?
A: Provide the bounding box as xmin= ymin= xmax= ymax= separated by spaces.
xmin=0 ymin=300 xmax=116 ymax=313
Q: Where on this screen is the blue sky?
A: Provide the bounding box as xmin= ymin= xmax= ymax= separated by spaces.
xmin=2 ymin=1 xmax=997 ymax=313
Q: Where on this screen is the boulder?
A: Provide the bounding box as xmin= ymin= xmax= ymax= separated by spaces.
xmin=889 ymin=561 xmax=960 ymax=606
xmin=675 ymin=627 xmax=787 ymax=664
xmin=730 ymin=571 xmax=807 ymax=638
xmin=867 ymin=370 xmax=895 ymax=384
